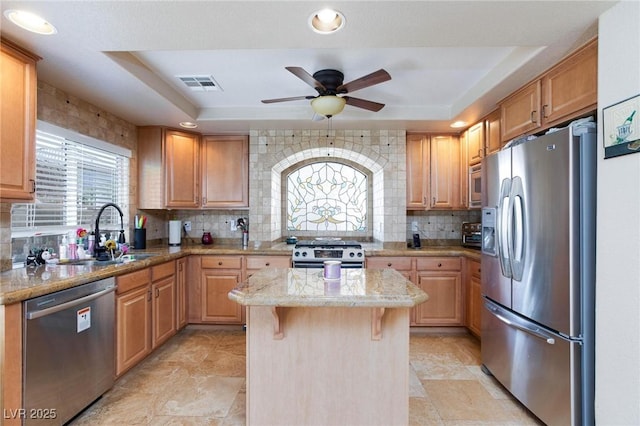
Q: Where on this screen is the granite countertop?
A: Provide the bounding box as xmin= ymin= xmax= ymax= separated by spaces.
xmin=0 ymin=243 xmax=479 ymax=305
xmin=228 ymin=267 xmax=428 ymax=308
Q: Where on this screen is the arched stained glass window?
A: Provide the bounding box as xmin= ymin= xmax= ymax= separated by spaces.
xmin=287 ymin=162 xmax=367 ymax=232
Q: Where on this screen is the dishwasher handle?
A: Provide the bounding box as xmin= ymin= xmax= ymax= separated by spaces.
xmin=26 ymin=286 xmax=116 ymax=320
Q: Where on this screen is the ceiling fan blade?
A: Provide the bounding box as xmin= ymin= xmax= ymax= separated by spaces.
xmin=286 ymin=66 xmax=326 ymax=92
xmin=337 ymin=69 xmax=391 ymax=94
xmin=311 ymin=113 xmax=326 ymax=122
xmin=261 ymin=95 xmax=314 ymax=104
xmin=343 ymin=96 xmax=385 ymax=112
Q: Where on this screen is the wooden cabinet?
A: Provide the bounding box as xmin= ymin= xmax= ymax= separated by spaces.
xmin=200 ymin=256 xmax=244 ymax=324
xmin=245 ymin=255 xmax=291 ymax=277
xmin=138 ymin=127 xmax=200 ymax=209
xmin=500 ymin=80 xmax=542 ymax=142
xmin=466 ymin=258 xmax=482 ymax=338
xmin=116 ymin=262 xmax=176 ymax=376
xmin=484 ymin=109 xmax=502 ymax=156
xmin=151 ymin=261 xmax=176 ymax=348
xmin=406 ymin=133 xmax=430 ymax=209
xmin=500 ymin=39 xmax=597 ymax=142
xmin=414 ymin=257 xmax=463 ymax=326
xmin=176 ymin=257 xmax=188 ymax=330
xmin=458 ymin=130 xmax=468 ymax=209
xmin=116 ymin=269 xmax=152 ymax=376
xmin=466 ymin=122 xmax=484 ymax=166
xmin=0 ymin=39 xmax=39 ymax=202
xmin=430 ymin=135 xmax=463 ymax=209
xmin=407 ymin=134 xmax=462 ymax=210
xmin=201 ymin=135 xmax=249 ymax=208
xmin=366 ymin=257 xmax=414 ymax=282
xmin=540 ymin=39 xmax=597 ymax=125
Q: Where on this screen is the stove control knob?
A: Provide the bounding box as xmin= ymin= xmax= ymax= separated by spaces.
xmin=357 ymin=252 xmax=363 ymax=257
xmin=349 ymin=252 xmax=355 ymax=258
xmin=302 ymin=251 xmax=307 ymax=257
xmin=294 ymin=251 xmax=300 ymax=257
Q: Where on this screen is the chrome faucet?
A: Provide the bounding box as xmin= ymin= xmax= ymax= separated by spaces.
xmin=94 ymin=203 xmax=126 ymax=259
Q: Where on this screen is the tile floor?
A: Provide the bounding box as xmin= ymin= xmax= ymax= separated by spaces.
xmin=70 ymin=327 xmax=543 ymax=425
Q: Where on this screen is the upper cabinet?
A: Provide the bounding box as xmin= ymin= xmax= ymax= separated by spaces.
xmin=138 ymin=128 xmax=249 ymax=209
xmin=500 ymin=38 xmax=597 ymax=142
xmin=407 ymin=133 xmax=463 ymax=210
xmin=406 ymin=133 xmax=430 ymax=209
xmin=466 ymin=122 xmax=484 ymax=166
xmin=0 ymin=39 xmax=40 ymax=202
xmin=138 ymin=127 xmax=200 ymax=209
xmin=201 ymin=135 xmax=249 ymax=209
xmin=484 ymin=109 xmax=502 ymax=156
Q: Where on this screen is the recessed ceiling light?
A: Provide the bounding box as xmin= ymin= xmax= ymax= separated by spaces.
xmin=4 ymin=9 xmax=57 ymax=35
xmin=308 ymin=8 xmax=345 ymax=34
xmin=450 ymin=121 xmax=468 ymax=128
xmin=179 ymin=122 xmax=198 ymax=129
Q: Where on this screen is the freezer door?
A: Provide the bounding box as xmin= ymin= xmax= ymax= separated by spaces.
xmin=481 ymin=298 xmax=583 ymax=426
xmin=510 ymin=128 xmax=584 ymax=336
xmin=481 ymin=149 xmax=513 ymax=308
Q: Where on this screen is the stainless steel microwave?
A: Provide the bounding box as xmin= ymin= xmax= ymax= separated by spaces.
xmin=469 ymin=164 xmax=482 ymax=208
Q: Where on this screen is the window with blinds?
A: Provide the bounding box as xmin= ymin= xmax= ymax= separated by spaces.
xmin=11 ymin=129 xmax=129 ymax=235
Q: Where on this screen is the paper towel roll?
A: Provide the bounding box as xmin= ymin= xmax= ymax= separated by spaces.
xmin=169 ymin=220 xmax=182 ymax=246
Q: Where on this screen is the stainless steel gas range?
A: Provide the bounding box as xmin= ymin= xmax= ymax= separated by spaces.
xmin=292 ymin=239 xmax=365 ymax=268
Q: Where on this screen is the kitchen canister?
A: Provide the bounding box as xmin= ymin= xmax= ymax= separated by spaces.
xmin=323 ymin=260 xmax=341 ymax=280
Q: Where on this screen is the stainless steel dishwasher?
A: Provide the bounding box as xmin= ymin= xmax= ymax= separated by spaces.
xmin=23 ymin=277 xmax=116 ymax=425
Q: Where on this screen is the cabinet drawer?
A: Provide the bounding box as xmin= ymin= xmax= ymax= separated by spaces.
xmin=201 ymin=256 xmax=242 ymax=269
xmin=117 ymin=268 xmax=151 ymax=294
xmin=416 ymin=257 xmax=461 ymax=271
xmin=151 ymin=260 xmax=175 ymax=281
xmin=367 ymin=257 xmax=413 ymax=271
xmin=246 ymin=256 xmax=291 ymax=270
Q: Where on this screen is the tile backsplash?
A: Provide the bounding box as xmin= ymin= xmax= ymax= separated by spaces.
xmin=407 ymin=210 xmax=481 ymax=244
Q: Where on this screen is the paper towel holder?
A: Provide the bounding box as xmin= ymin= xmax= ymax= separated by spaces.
xmin=169 ymin=220 xmax=182 ymax=246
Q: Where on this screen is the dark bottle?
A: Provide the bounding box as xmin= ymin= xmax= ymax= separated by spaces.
xmin=201 ymin=232 xmax=213 ymax=245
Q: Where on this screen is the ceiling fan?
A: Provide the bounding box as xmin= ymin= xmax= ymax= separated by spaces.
xmin=261 ymin=67 xmax=391 ymax=119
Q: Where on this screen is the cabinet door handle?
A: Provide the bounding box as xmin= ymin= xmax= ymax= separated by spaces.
xmin=202 ymin=197 xmax=206 ymax=205
xmin=530 ymin=110 xmax=537 ymax=124
xmin=30 ymin=179 xmax=36 ymax=193
xmin=147 ymin=290 xmax=152 ymax=301
xmin=542 ymin=104 xmax=548 ymax=118
xmin=438 ymin=263 xmax=442 ymax=267
xmin=218 ymin=261 xmax=223 ymax=266
xmin=387 ymin=263 xmax=392 ymax=267
xmin=178 ymin=263 xmax=183 ymax=271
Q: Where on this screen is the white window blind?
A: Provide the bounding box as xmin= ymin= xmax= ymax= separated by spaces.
xmin=11 ymin=129 xmax=129 ymax=234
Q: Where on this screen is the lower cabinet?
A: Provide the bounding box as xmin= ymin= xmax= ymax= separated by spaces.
xmin=176 ymin=257 xmax=188 ymax=330
xmin=466 ymin=258 xmax=482 ymax=338
xmin=245 ymin=255 xmax=291 ymax=278
xmin=414 ymin=257 xmax=463 ymax=326
xmin=200 ymin=256 xmax=244 ymax=324
xmin=116 ymin=261 xmax=176 ymax=376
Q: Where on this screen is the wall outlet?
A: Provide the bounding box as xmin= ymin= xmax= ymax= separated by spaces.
xmin=411 ymin=221 xmax=419 ymax=232
xmin=230 ymin=218 xmax=237 ymax=231
xmin=184 ymin=221 xmax=191 ymax=232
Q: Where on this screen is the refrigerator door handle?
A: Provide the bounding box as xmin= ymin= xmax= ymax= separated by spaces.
xmin=507 ymin=176 xmax=525 ymax=281
xmin=498 ymin=178 xmax=512 ymax=278
xmin=485 ymin=301 xmax=556 ymax=345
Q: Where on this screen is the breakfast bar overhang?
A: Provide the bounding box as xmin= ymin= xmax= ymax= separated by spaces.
xmin=229 ymin=267 xmax=428 ymax=425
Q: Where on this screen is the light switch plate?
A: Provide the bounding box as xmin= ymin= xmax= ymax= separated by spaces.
xmin=184 ymin=221 xmax=191 ymax=232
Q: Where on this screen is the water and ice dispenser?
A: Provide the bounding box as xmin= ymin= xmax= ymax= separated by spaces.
xmin=481 ymin=207 xmax=496 ymax=256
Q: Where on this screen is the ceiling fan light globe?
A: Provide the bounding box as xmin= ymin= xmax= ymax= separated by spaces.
xmin=311 ymin=96 xmax=346 ymax=117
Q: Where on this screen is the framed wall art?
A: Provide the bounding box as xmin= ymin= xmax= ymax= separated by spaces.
xmin=603 ymin=94 xmax=639 ymax=159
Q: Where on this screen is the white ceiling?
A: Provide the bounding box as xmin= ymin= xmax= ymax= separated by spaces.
xmin=1 ymin=1 xmax=617 ymax=134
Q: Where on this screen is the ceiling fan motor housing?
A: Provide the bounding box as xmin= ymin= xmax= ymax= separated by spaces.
xmin=312 ymin=69 xmax=345 ymax=95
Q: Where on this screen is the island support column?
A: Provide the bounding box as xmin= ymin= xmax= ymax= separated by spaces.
xmin=246 ymin=305 xmax=410 ymax=425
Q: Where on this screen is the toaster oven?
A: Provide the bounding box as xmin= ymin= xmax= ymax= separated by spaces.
xmin=461 ymin=222 xmax=481 ymax=249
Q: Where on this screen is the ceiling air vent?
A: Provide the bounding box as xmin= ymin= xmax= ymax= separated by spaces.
xmin=177 ymin=75 xmax=222 ymax=92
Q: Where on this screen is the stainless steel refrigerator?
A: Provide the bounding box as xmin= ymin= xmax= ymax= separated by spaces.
xmin=480 ymin=126 xmax=596 ymax=426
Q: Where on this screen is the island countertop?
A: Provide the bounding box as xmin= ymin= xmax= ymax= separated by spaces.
xmin=228 ymin=267 xmax=428 ymax=308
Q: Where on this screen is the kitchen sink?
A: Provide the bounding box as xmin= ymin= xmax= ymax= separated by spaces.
xmin=60 ymin=253 xmax=157 ymax=266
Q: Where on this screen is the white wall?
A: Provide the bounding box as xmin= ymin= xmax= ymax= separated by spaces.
xmin=596 ymin=1 xmax=640 ymax=424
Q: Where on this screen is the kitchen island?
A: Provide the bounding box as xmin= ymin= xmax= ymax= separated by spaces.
xmin=228 ymin=267 xmax=428 ymax=426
